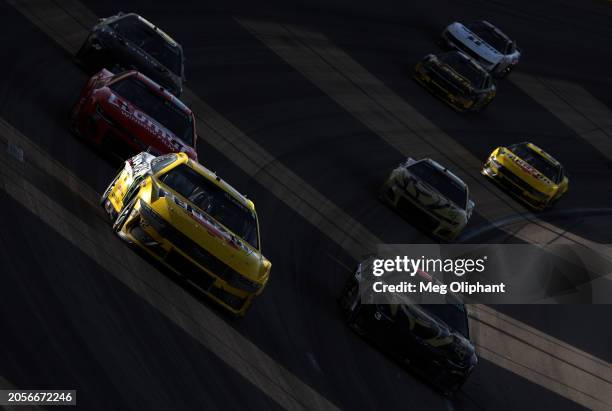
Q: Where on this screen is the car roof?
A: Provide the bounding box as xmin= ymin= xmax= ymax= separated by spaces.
xmin=412 ymin=158 xmax=468 ymax=189
xmin=175 ymin=154 xmax=255 ymax=211
xmin=525 ymin=142 xmax=561 ymax=165
xmin=479 ymin=20 xmax=512 ymax=42
xmin=435 ymin=51 xmax=490 ymax=77
xmin=113 ymin=12 xmax=183 ymax=51
xmin=111 ymin=70 xmax=193 ymax=116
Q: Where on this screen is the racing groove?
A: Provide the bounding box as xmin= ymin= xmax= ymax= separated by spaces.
xmin=1 ymin=0 xmax=612 ymax=410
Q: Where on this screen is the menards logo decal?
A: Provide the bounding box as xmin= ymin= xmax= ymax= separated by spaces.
xmin=505 ymin=151 xmax=550 ymax=184
xmin=171 ymin=195 xmax=249 ymax=253
xmin=108 ymin=93 xmax=183 ymax=152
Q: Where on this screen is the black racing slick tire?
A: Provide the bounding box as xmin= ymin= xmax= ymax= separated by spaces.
xmin=498 ymin=65 xmax=514 ymax=79
xmin=112 ymin=197 xmax=137 ymax=233
xmin=473 ymin=98 xmax=492 ymax=113
xmin=100 ymin=172 xmax=121 ymax=208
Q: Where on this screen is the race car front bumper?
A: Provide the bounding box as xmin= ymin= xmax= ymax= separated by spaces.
xmin=118 ymin=200 xmax=259 ymax=316
xmin=414 ymin=64 xmax=476 ymax=112
xmin=482 ymin=158 xmax=552 ymax=210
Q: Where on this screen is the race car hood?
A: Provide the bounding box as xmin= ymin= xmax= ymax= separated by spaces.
xmin=398 ymin=167 xmax=469 ymax=227
xmin=94 ymin=26 xmax=182 ymax=95
xmin=96 ymin=89 xmax=196 ymax=159
xmin=402 ymin=304 xmax=476 ymax=367
xmin=424 ymin=57 xmax=476 ymax=95
xmin=496 ymin=148 xmax=558 ymax=195
xmin=150 ymin=194 xmax=268 ymax=282
xmin=447 ymin=23 xmax=504 ymax=68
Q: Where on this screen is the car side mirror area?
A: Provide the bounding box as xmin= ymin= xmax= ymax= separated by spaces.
xmin=467 ymin=200 xmax=475 ymax=219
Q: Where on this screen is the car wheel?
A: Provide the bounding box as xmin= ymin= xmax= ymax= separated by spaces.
xmin=347 ymin=305 xmax=368 ymax=336
xmin=112 ymin=197 xmax=137 ymax=233
xmin=74 ymin=42 xmax=87 ymax=62
xmin=440 ymin=373 xmax=466 ymax=398
xmin=474 ymin=98 xmax=491 ymax=113
xmin=545 ymin=195 xmax=562 ymax=209
xmin=499 ymin=65 xmax=514 ymax=79
xmin=100 ymin=173 xmax=120 ymax=208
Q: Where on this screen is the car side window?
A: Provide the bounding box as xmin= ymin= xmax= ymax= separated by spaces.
xmin=151 ymin=153 xmax=177 ymax=174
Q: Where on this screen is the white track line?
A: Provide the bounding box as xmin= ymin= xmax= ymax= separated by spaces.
xmin=511 ymin=73 xmax=612 ymax=161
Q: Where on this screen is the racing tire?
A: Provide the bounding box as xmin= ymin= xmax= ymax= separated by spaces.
xmin=473 ymin=98 xmax=492 ymax=113
xmin=100 ymin=173 xmax=120 ymax=208
xmin=440 ymin=379 xmax=465 ymax=398
xmin=74 ymin=41 xmax=98 ymax=71
xmin=497 ymin=65 xmax=514 ymax=79
xmin=347 ymin=306 xmax=367 ymax=337
xmin=112 ymin=197 xmax=137 ymax=233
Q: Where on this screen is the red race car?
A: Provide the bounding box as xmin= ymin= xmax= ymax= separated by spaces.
xmin=71 ymin=69 xmax=198 ymax=160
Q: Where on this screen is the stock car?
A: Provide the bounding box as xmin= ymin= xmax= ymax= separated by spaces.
xmin=380 ymin=158 xmax=475 ymax=241
xmin=100 ymin=152 xmax=271 ymax=315
xmin=76 ymin=12 xmax=185 ymax=96
xmin=339 ymin=259 xmax=477 ymax=396
xmin=441 ymin=20 xmax=521 ymax=78
xmin=71 ymin=69 xmax=198 ymax=160
xmin=482 ymin=142 xmax=569 ymax=210
xmin=414 ymin=51 xmax=496 ymax=112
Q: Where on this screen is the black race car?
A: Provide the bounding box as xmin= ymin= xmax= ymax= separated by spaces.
xmin=339 ymin=260 xmax=477 ymax=396
xmin=76 ymin=12 xmax=185 ymax=96
xmin=414 ymin=51 xmax=496 ymax=112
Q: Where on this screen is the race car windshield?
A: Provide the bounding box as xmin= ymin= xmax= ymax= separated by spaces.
xmin=467 ymin=21 xmax=511 ymax=54
xmin=110 ymin=76 xmax=194 ymax=145
xmin=420 ymin=303 xmax=469 ymax=339
xmin=111 ymin=16 xmax=182 ymax=75
xmin=438 ymin=52 xmax=486 ymax=89
xmin=509 ymin=143 xmax=562 ymax=183
xmin=408 ymin=161 xmax=468 ymax=209
xmin=159 ymin=164 xmax=259 ymax=249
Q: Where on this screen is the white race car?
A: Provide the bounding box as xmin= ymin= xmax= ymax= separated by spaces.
xmin=441 ymin=20 xmax=521 ymax=77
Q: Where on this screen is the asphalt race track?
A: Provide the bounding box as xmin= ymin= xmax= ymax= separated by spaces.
xmin=1 ymin=0 xmax=612 ymax=410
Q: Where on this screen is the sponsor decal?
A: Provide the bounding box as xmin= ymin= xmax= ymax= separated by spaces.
xmin=171 ymin=196 xmax=249 ymax=253
xmin=129 ymin=152 xmax=152 ymax=178
xmin=505 ymin=151 xmax=550 ymax=183
xmin=107 ymin=94 xmax=183 ymax=152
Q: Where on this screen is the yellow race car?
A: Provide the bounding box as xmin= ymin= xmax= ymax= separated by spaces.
xmin=482 ymin=142 xmax=569 ymax=210
xmin=100 ymin=152 xmax=271 ymax=315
